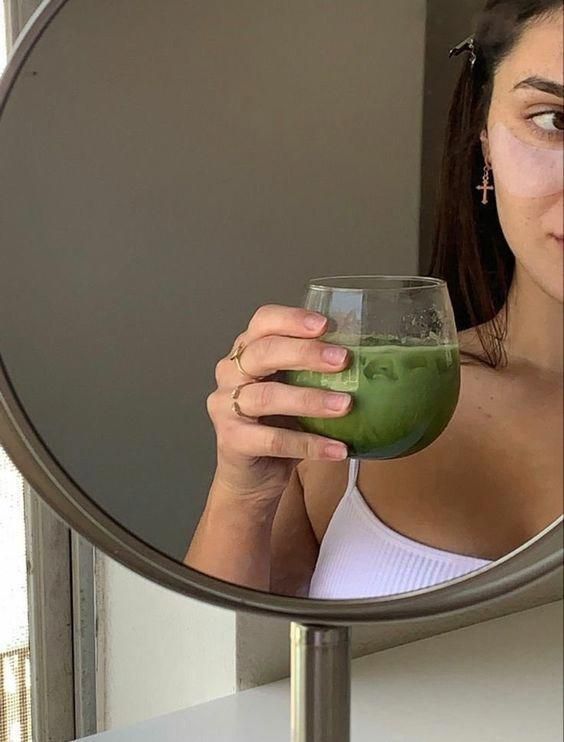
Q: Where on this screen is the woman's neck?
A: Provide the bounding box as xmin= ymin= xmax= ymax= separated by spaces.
xmin=501 ymin=262 xmax=563 ymax=375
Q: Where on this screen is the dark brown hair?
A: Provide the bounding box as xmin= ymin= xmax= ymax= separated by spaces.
xmin=429 ymin=0 xmax=562 ymax=367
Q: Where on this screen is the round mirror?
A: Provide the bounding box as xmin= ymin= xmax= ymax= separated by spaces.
xmin=0 ymin=0 xmax=562 ymax=624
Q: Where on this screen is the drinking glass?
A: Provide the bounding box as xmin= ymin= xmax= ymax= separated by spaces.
xmin=285 ymin=276 xmax=460 ymax=460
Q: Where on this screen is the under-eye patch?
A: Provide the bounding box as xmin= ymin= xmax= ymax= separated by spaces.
xmin=489 ymin=122 xmax=564 ymax=198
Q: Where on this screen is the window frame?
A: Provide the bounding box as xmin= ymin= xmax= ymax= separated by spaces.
xmin=23 ymin=487 xmax=98 ymax=740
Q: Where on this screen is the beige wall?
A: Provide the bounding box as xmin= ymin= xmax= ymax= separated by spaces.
xmin=419 ymin=0 xmax=485 ymax=270
xmin=0 ymin=0 xmax=426 ymax=560
xmin=95 ymin=557 xmax=237 ymax=730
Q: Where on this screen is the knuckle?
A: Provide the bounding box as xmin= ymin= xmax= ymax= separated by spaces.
xmin=314 ymin=339 xmax=331 ymax=359
xmin=207 ymin=391 xmax=228 ymax=423
xmin=206 ymin=391 xmax=222 ymax=420
xmin=250 ymin=304 xmax=274 ymax=328
xmin=307 ymin=436 xmax=324 ymax=460
xmin=266 ymin=428 xmax=285 ymax=456
xmin=256 ymin=382 xmax=275 ymax=411
xmin=261 ymin=303 xmax=278 ymax=316
xmin=233 ymin=331 xmax=247 ymax=349
xmin=214 ymin=358 xmax=227 ymax=385
xmin=302 ymin=387 xmax=321 ymax=411
xmin=298 ymin=338 xmax=316 ymax=364
xmin=258 ymin=334 xmax=277 ymax=361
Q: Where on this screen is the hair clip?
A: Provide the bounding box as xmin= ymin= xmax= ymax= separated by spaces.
xmin=449 ymin=35 xmax=477 ymax=68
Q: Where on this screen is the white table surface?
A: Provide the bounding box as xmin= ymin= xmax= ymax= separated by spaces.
xmin=80 ymin=602 xmax=563 ymax=742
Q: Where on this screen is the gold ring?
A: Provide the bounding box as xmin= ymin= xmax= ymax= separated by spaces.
xmin=228 ymin=341 xmax=265 ymax=381
xmin=231 ymin=382 xmax=258 ymax=419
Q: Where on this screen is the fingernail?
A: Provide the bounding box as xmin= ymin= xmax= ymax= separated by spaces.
xmin=322 ymin=346 xmax=348 ymax=365
xmin=304 ymin=313 xmax=326 ymax=331
xmin=326 ymin=393 xmax=351 ymax=411
xmin=325 ymin=444 xmax=348 ymax=460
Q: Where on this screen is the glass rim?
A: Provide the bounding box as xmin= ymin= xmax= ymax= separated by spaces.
xmin=307 ymin=275 xmax=447 ymax=293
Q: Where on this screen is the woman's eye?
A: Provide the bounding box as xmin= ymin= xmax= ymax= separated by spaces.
xmin=530 ymin=111 xmax=564 ymax=133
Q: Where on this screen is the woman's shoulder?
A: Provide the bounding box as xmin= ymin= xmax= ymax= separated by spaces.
xmin=457 ymin=321 xmax=508 ymax=373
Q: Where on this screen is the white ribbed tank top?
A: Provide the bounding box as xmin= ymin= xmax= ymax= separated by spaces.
xmin=309 ymin=458 xmax=493 ymax=599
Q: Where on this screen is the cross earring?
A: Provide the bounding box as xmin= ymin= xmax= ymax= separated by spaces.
xmin=476 ymin=164 xmax=494 ymax=206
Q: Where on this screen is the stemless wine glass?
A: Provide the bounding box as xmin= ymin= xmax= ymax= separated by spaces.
xmin=286 ymin=275 xmax=460 ymax=460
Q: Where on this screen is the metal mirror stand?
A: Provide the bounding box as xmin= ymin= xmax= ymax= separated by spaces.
xmin=291 ymin=624 xmax=351 ymax=742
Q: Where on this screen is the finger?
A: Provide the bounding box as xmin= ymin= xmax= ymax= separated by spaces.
xmin=231 ymin=422 xmax=349 ymax=461
xmin=223 ymin=335 xmax=350 ymax=380
xmin=245 ymin=304 xmax=329 ymax=343
xmin=236 ymin=382 xmax=352 ymax=418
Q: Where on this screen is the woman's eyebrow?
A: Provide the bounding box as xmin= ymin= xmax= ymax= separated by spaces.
xmin=513 ymin=76 xmax=564 ymax=99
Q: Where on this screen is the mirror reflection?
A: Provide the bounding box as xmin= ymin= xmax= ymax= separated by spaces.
xmin=0 ymin=0 xmax=562 ymax=601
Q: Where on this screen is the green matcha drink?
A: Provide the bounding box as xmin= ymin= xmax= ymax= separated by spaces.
xmin=286 ymin=337 xmax=460 ymax=460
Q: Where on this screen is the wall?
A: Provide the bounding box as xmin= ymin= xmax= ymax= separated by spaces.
xmin=95 ymin=556 xmax=236 ymax=731
xmin=0 ymin=0 xmax=426 ymax=561
xmin=419 ymin=0 xmax=484 ymax=270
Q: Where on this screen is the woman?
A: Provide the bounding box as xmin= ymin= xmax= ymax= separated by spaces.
xmin=186 ymin=0 xmax=563 ymax=598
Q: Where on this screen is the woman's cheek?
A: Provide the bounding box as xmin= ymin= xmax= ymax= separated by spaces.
xmin=494 ymin=187 xmax=539 ymax=261
xmin=494 ymin=188 xmax=564 ymax=302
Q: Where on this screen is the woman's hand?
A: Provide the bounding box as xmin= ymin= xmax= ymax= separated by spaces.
xmin=207 ymin=304 xmax=353 ymax=500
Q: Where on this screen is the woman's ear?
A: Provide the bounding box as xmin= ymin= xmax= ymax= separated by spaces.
xmin=480 ymin=129 xmax=492 ymax=167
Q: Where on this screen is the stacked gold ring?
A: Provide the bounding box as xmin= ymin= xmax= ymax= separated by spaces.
xmin=228 ymin=341 xmax=265 ymax=381
xmin=228 ymin=341 xmax=264 ymax=419
xmin=230 ymin=382 xmax=257 ymax=419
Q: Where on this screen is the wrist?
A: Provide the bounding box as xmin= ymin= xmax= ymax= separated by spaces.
xmin=205 ymin=474 xmax=283 ymax=525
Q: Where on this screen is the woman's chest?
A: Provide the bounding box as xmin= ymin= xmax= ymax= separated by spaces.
xmin=356 ymin=370 xmax=563 ymax=560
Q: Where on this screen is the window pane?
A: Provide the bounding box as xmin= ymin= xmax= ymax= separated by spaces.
xmin=0 ymin=448 xmax=32 ymax=742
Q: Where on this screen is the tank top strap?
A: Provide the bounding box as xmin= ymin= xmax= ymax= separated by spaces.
xmin=346 ymin=457 xmax=360 ymax=495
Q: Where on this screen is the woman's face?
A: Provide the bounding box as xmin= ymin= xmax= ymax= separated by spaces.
xmin=483 ymin=10 xmax=563 ymax=303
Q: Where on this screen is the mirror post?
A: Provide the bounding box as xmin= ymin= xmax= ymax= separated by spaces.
xmin=290 ymin=623 xmax=351 ymax=742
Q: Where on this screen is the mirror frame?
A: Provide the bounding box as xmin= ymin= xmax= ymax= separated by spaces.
xmin=1 ymin=0 xmax=562 ymax=625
